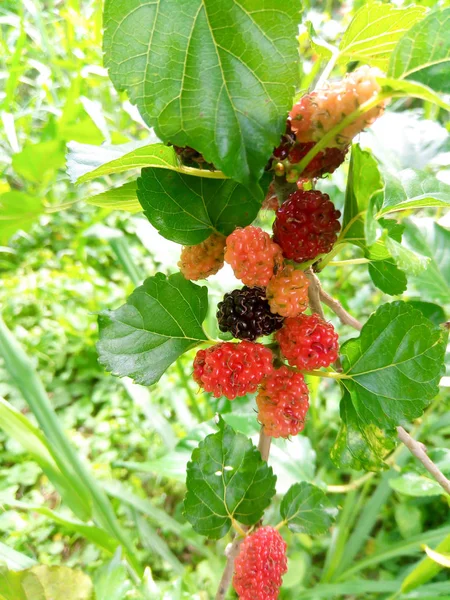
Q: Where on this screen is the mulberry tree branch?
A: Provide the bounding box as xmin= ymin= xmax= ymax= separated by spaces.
xmin=305 ymin=268 xmax=326 ymax=319
xmin=319 ymin=288 xmax=363 ymax=331
xmin=397 ymin=426 xmax=450 ymax=496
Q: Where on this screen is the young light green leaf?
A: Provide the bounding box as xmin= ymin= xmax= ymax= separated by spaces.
xmin=403 ymin=219 xmax=450 ymax=304
xmin=87 ymin=181 xmax=140 ymax=213
xmin=368 ymin=260 xmax=407 ymax=296
xmin=280 ymin=482 xmax=335 ymax=535
xmin=384 ymin=237 xmax=430 ymax=276
xmin=331 ymin=391 xmax=395 ymax=471
xmin=381 ymin=77 xmax=450 ymax=111
xmin=184 ymin=417 xmax=276 ymax=539
xmin=379 ymin=168 xmax=450 ymax=216
xmin=388 ymin=8 xmax=450 ymax=94
xmin=12 ymin=140 xmax=66 ymax=183
xmin=137 ymin=168 xmax=261 ymax=245
xmin=389 ymin=473 xmax=445 ymax=498
xmin=306 ymin=21 xmax=335 ymax=61
xmin=340 ymin=301 xmax=448 ymax=431
xmin=0 ymin=191 xmax=43 ymax=245
xmin=103 ymin=0 xmax=302 ymax=188
xmin=423 ymin=546 xmax=450 ymax=569
xmin=98 ymin=273 xmax=208 ymax=386
xmin=339 ymin=3 xmax=426 ymax=70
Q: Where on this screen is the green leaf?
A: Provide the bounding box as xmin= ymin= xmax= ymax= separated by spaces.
xmin=378 ymin=168 xmax=450 ymax=215
xmin=0 ymin=565 xmax=95 ymax=600
xmin=402 ymin=532 xmax=450 ymax=593
xmin=384 ymin=237 xmax=430 ymax=276
xmin=280 ymin=482 xmax=335 ymax=535
xmin=340 ymin=301 xmax=447 ymax=431
xmin=340 ymin=145 xmax=383 ymax=247
xmin=306 ymin=21 xmax=335 ymax=61
xmin=94 ymin=549 xmax=131 ymax=600
xmin=86 ymin=182 xmax=141 ymax=213
xmin=381 ymin=77 xmax=450 ymax=111
xmin=103 ymin=0 xmax=302 ymax=188
xmin=0 ymin=543 xmax=36 ymax=571
xmin=98 ymin=273 xmax=208 ymax=386
xmin=403 ymin=219 xmax=450 ymax=304
xmin=368 ymin=260 xmax=407 ymax=296
xmin=423 ymin=545 xmax=450 ymax=569
xmin=331 ymin=390 xmax=395 ymax=471
xmin=66 ymin=138 xmax=228 ymax=184
xmin=388 ymin=8 xmax=450 ymax=93
xmin=137 ymin=168 xmax=261 ymax=245
xmin=407 ymin=301 xmax=446 ymax=327
xmin=390 ymin=473 xmax=445 ymax=497
xmin=0 ymin=191 xmax=44 ymax=245
xmin=184 ymin=417 xmax=276 ymax=538
xmin=12 ymin=140 xmax=65 ymax=183
xmin=339 ymin=2 xmax=426 ymax=70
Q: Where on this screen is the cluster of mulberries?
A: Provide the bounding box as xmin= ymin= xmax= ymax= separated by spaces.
xmin=268 ymin=66 xmax=387 ymax=182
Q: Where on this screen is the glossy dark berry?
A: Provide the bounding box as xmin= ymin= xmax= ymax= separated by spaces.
xmin=217 ymin=286 xmax=284 ymax=341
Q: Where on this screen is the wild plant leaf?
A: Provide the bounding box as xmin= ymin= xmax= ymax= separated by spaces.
xmin=384 ymin=237 xmax=430 ymax=276
xmin=87 ymin=182 xmax=140 ymax=213
xmin=0 ymin=191 xmax=43 ymax=245
xmin=389 ymin=473 xmax=445 ymax=497
xmin=184 ymin=417 xmax=276 ymax=539
xmin=381 ymin=78 xmax=450 ymax=111
xmin=103 ymin=0 xmax=302 ymax=188
xmin=340 ymin=301 xmax=447 ymax=430
xmin=368 ymin=260 xmax=407 ymax=296
xmin=12 ymin=140 xmax=66 ymax=183
xmin=339 ymin=3 xmax=426 ymax=69
xmin=403 ymin=219 xmax=450 ymax=304
xmin=306 ymin=21 xmax=335 ymax=61
xmin=280 ymin=482 xmax=335 ymax=535
xmin=137 ymin=168 xmax=261 ymax=245
xmin=98 ymin=273 xmax=208 ymax=386
xmin=388 ymin=8 xmax=450 ymax=94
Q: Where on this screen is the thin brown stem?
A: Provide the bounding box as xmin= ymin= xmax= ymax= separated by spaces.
xmin=397 ymin=426 xmax=450 ymax=496
xmin=319 ymin=289 xmax=363 ymax=331
xmin=215 ymin=427 xmax=272 ymax=599
xmin=305 ymin=268 xmax=326 ymax=319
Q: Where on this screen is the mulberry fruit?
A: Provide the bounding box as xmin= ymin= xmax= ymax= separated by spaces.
xmin=287 ymin=141 xmax=349 ymax=180
xmin=217 ymin=286 xmax=284 ymax=341
xmin=290 ymin=66 xmax=388 ymax=147
xmin=273 ymin=190 xmax=341 ymax=263
xmin=225 ymin=226 xmax=283 ymax=287
xmin=178 ymin=233 xmax=226 ymax=280
xmin=233 ymin=526 xmax=287 ymax=600
xmin=266 ymin=265 xmax=309 ymax=318
xmin=193 ymin=341 xmax=273 ymax=400
xmin=257 ymin=366 xmax=309 ymax=438
xmin=276 ymin=313 xmax=339 ymax=370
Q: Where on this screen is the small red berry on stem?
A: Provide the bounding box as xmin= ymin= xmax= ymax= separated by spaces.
xmin=276 ymin=313 xmax=339 ymax=370
xmin=233 ymin=526 xmax=287 ymax=600
xmin=193 ymin=341 xmax=273 ymax=400
xmin=257 ymin=366 xmax=309 ymax=438
xmin=273 ymin=189 xmax=341 ymax=263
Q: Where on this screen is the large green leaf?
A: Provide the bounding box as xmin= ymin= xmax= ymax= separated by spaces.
xmin=0 ymin=565 xmax=94 ymax=600
xmin=184 ymin=417 xmax=276 ymax=538
xmin=0 ymin=192 xmax=43 ymax=245
xmin=98 ymin=273 xmax=208 ymax=386
xmin=137 ymin=168 xmax=261 ymax=245
xmin=403 ymin=219 xmax=450 ymax=304
xmin=338 ymin=2 xmax=426 ymax=70
xmin=388 ymin=8 xmax=450 ymax=93
xmin=368 ymin=260 xmax=407 ymax=296
xmin=340 ymin=301 xmax=447 ymax=431
xmin=103 ymin=0 xmax=301 ymax=188
xmin=379 ymin=168 xmax=450 ymax=215
xmin=280 ymin=482 xmax=335 ymax=535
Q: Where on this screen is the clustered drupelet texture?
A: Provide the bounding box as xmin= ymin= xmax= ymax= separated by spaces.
xmin=178 ymin=233 xmax=226 ymax=281
xmin=225 ymin=226 xmax=284 ymax=287
xmin=276 ymin=314 xmax=339 ymax=370
xmin=273 ymin=190 xmax=341 ymax=263
xmin=266 ymin=265 xmax=309 ymax=318
xmin=257 ymin=366 xmax=309 ymax=438
xmin=289 ymin=66 xmax=387 ymax=147
xmin=193 ymin=341 xmax=273 ymax=400
xmin=233 ymin=526 xmax=288 ymax=600
xmin=217 ymin=286 xmax=284 ymax=341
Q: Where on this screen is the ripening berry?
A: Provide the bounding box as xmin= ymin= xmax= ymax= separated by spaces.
xmin=193 ymin=341 xmax=273 ymax=400
xmin=217 ymin=286 xmax=284 ymax=341
xmin=287 ymin=141 xmax=349 ymax=179
xmin=290 ymin=66 xmax=387 ymax=147
xmin=178 ymin=233 xmax=226 ymax=280
xmin=233 ymin=526 xmax=287 ymax=600
xmin=276 ymin=313 xmax=339 ymax=370
xmin=225 ymin=226 xmax=283 ymax=287
xmin=266 ymin=265 xmax=309 ymax=318
xmin=257 ymin=366 xmax=309 ymax=438
xmin=273 ymin=190 xmax=341 ymax=263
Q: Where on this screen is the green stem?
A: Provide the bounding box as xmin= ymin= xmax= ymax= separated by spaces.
xmin=295 ymin=92 xmax=392 ymax=177
xmin=315 ymin=243 xmax=346 ymax=271
xmin=314 ymin=49 xmax=339 ymax=91
xmin=303 ymin=370 xmax=349 ymax=380
xmin=329 ymin=258 xmax=370 ymax=266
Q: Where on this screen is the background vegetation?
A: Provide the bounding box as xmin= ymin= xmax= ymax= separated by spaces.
xmin=0 ymin=0 xmax=449 ymax=598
